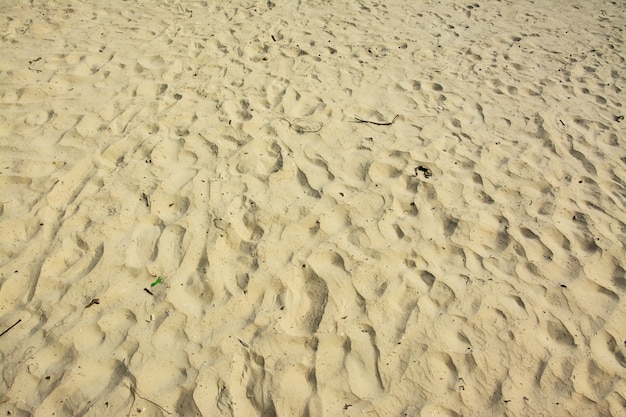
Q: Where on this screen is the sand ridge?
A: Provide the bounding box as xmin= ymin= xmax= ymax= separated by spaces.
xmin=0 ymin=0 xmax=625 ymax=416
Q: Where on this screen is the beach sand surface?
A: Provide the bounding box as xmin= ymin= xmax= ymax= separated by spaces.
xmin=1 ymin=1 xmax=625 ymax=416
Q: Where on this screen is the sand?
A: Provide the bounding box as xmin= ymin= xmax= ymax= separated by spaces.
xmin=0 ymin=0 xmax=625 ymax=416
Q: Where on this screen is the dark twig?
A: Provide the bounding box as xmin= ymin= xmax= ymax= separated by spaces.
xmin=129 ymin=385 xmax=171 ymax=416
xmin=127 ymin=386 xmax=135 ymax=417
xmin=85 ymin=299 xmax=100 ymax=308
xmin=0 ymin=319 xmax=21 ymax=337
xmin=353 ymin=114 xmax=399 ymax=126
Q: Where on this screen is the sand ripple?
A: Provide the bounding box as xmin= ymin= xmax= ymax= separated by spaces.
xmin=1 ymin=1 xmax=625 ymax=416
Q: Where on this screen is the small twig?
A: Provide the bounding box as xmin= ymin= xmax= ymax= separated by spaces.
xmin=0 ymin=319 xmax=21 ymax=337
xmin=280 ymin=118 xmax=323 ymax=133
xmin=127 ymin=386 xmax=135 ymax=417
xmin=129 ymin=385 xmax=171 ymax=415
xmin=85 ymin=299 xmax=100 ymax=308
xmin=353 ymin=114 xmax=399 ymax=126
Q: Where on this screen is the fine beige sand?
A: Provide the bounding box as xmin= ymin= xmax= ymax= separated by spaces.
xmin=1 ymin=1 xmax=625 ymax=416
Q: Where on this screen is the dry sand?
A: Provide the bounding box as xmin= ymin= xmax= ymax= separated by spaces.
xmin=1 ymin=0 xmax=625 ymax=416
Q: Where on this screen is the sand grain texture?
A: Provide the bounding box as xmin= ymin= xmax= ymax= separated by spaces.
xmin=1 ymin=1 xmax=625 ymax=416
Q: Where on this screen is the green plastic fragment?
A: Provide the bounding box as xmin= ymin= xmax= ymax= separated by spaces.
xmin=151 ymin=277 xmax=163 ymax=287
